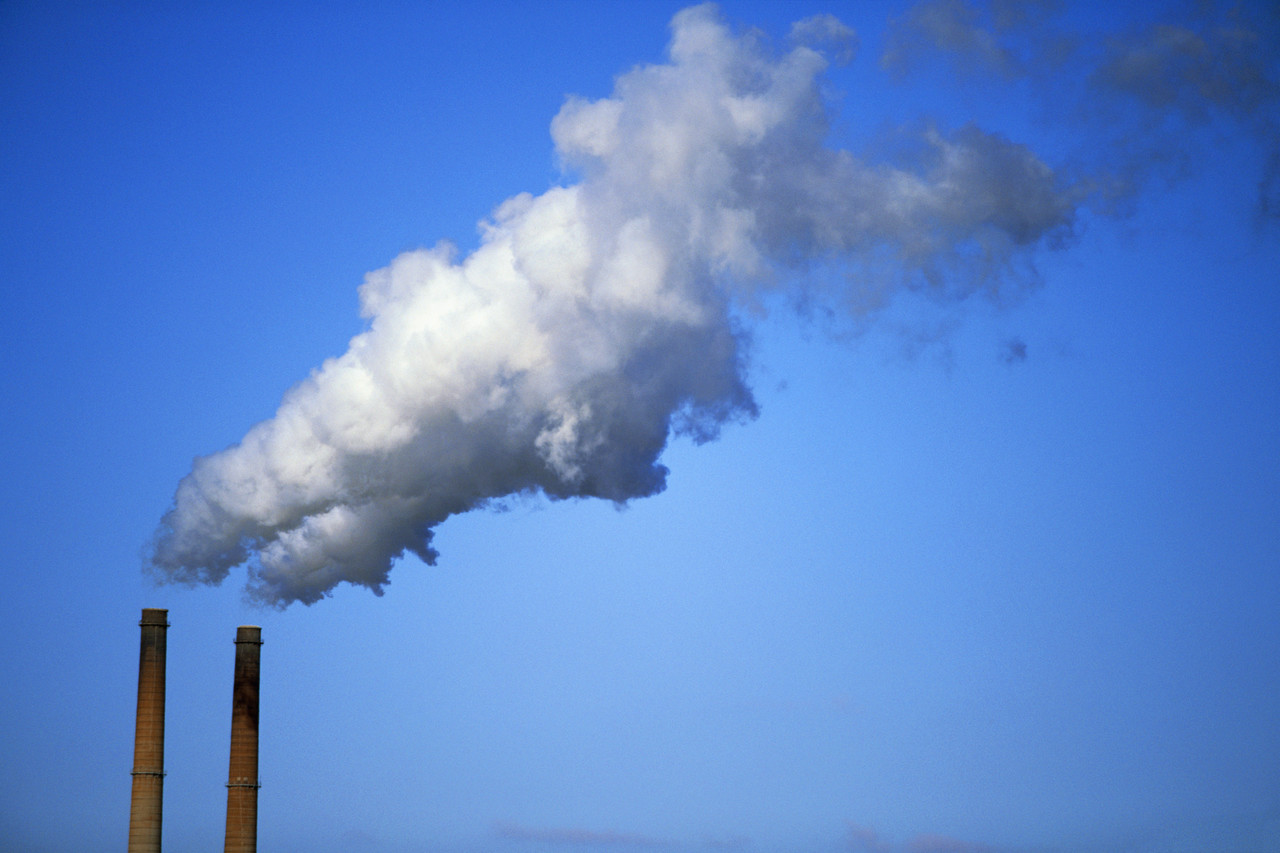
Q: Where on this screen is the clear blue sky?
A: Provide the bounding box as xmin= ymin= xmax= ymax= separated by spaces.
xmin=1 ymin=2 xmax=1278 ymax=852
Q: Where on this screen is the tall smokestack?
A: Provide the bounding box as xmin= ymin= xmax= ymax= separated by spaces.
xmin=224 ymin=625 xmax=262 ymax=853
xmin=128 ymin=608 xmax=169 ymax=853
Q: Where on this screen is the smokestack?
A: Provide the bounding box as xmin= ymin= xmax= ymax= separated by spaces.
xmin=224 ymin=625 xmax=262 ymax=853
xmin=128 ymin=608 xmax=169 ymax=853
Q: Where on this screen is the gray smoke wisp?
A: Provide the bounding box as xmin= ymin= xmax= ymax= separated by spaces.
xmin=149 ymin=3 xmax=1266 ymax=606
xmin=882 ymin=0 xmax=1280 ymax=211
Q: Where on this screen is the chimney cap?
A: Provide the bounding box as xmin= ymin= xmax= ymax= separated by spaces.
xmin=234 ymin=625 xmax=263 ymax=644
xmin=139 ymin=607 xmax=169 ymax=626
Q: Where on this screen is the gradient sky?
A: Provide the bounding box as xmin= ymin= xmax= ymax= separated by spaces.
xmin=1 ymin=2 xmax=1278 ymax=852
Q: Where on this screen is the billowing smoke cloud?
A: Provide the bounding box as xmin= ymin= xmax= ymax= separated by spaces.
xmin=148 ymin=2 xmax=1268 ymax=606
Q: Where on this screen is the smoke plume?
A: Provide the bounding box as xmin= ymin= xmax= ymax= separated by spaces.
xmin=148 ymin=2 xmax=1269 ymax=606
xmin=881 ymin=0 xmax=1280 ymax=210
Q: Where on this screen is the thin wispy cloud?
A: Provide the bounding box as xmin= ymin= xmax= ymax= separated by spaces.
xmin=904 ymin=834 xmax=993 ymax=853
xmin=496 ymin=820 xmax=675 ymax=848
xmin=846 ymin=821 xmax=893 ymax=853
xmin=701 ymin=832 xmax=750 ymax=850
xmin=845 ymin=823 xmax=998 ymax=853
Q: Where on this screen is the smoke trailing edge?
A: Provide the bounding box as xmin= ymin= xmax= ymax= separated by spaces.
xmin=148 ymin=3 xmax=1083 ymax=607
xmin=883 ymin=0 xmax=1280 ymax=215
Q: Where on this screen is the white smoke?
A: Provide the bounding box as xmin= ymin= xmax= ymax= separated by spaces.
xmin=149 ymin=4 xmax=1082 ymax=606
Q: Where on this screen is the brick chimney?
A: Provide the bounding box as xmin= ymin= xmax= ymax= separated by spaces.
xmin=224 ymin=625 xmax=263 ymax=853
xmin=128 ymin=608 xmax=169 ymax=853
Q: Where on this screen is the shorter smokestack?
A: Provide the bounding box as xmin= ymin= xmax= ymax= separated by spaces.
xmin=224 ymin=625 xmax=262 ymax=853
xmin=128 ymin=608 xmax=168 ymax=853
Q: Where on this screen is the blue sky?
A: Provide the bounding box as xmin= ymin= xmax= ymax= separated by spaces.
xmin=1 ymin=2 xmax=1278 ymax=852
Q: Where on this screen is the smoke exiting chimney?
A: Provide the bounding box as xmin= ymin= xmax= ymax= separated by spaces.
xmin=224 ymin=625 xmax=262 ymax=853
xmin=128 ymin=608 xmax=169 ymax=853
